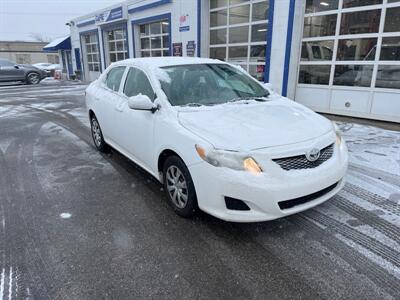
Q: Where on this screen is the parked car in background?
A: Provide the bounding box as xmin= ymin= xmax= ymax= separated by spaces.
xmin=0 ymin=58 xmax=47 ymax=84
xmin=86 ymin=57 xmax=348 ymax=222
xmin=33 ymin=62 xmax=61 ymax=77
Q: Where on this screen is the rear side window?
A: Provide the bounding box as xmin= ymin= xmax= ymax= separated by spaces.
xmin=105 ymin=66 xmax=125 ymax=91
xmin=0 ymin=59 xmax=14 ymax=67
xmin=123 ymin=67 xmax=155 ymax=100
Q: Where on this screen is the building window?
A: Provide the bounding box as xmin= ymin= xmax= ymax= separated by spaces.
xmin=15 ymin=54 xmax=31 ymax=64
xmin=209 ymin=0 xmax=270 ymax=81
xmin=104 ymin=28 xmax=128 ymax=65
xmin=139 ymin=20 xmax=170 ymax=57
xmin=82 ymin=33 xmax=100 ymax=72
xmin=298 ymin=0 xmax=400 ymax=90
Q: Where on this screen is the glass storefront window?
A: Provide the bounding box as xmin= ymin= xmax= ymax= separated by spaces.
xmin=375 ymin=65 xmax=400 ymax=89
xmin=229 ymin=5 xmax=250 ymax=24
xmin=230 ymin=0 xmax=249 ymax=4
xmin=336 ymin=38 xmax=377 ymax=61
xmin=210 ymin=47 xmax=226 ymax=60
xmin=340 ymin=10 xmax=380 ymax=35
xmin=139 ymin=20 xmax=170 ymax=57
xmin=250 ymin=45 xmax=266 ymax=62
xmin=301 ymin=41 xmax=334 ymax=61
xmin=299 ymin=0 xmax=400 ymax=92
xmin=303 ymin=14 xmax=337 ymax=38
xmin=210 ymin=29 xmax=227 ymax=44
xmin=305 ymin=0 xmax=338 ymax=13
xmin=210 ymin=10 xmax=227 ymax=27
xmin=251 ymin=23 xmax=267 ymax=42
xmin=333 ymin=65 xmax=373 ymax=87
xmin=209 ymin=0 xmax=269 ymax=81
xmin=105 ymin=28 xmax=127 ymax=65
xmin=82 ymin=33 xmax=100 ymax=72
xmin=299 ymin=65 xmax=331 ymax=85
xmin=252 ymin=2 xmax=268 ymax=21
xmin=342 ymin=0 xmax=382 ymax=8
xmin=210 ymin=0 xmax=227 ymax=9
xmin=248 ymin=64 xmax=265 ymax=81
xmin=380 ymin=37 xmax=400 ymax=60
xmin=228 ymin=46 xmax=248 ymax=61
xmin=384 ymin=7 xmax=400 ymax=32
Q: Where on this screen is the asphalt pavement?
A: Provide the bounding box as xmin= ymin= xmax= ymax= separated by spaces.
xmin=0 ymin=81 xmax=399 ymax=299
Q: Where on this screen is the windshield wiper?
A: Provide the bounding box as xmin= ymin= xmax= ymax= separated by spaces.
xmin=181 ymin=102 xmax=203 ymax=107
xmin=228 ymin=96 xmax=268 ymax=103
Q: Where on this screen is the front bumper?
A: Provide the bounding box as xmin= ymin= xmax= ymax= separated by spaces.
xmin=188 ymin=135 xmax=348 ymax=222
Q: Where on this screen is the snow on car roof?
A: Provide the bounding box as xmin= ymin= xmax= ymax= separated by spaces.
xmin=112 ymin=57 xmax=227 ymax=68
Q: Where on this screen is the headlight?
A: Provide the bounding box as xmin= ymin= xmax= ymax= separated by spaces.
xmin=195 ymin=144 xmax=262 ymax=173
xmin=332 ymin=122 xmax=342 ymax=145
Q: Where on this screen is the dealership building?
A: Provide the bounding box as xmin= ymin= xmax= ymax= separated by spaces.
xmin=68 ymin=0 xmax=400 ymax=122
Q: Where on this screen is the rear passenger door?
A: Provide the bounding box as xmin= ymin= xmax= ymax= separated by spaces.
xmin=97 ymin=66 xmax=126 ymax=143
xmin=113 ymin=67 xmax=156 ymax=171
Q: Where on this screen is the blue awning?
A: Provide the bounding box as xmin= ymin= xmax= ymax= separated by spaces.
xmin=43 ymin=36 xmax=71 ymax=52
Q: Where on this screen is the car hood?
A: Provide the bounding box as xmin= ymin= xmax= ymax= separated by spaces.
xmin=177 ymin=98 xmax=333 ymax=151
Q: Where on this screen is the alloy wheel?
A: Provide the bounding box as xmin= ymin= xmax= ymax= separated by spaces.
xmin=166 ymin=165 xmax=188 ymax=209
xmin=28 ymin=73 xmax=40 ymax=84
xmin=91 ymin=118 xmax=102 ymax=147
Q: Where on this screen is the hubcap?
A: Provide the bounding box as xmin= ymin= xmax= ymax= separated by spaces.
xmin=28 ymin=73 xmax=40 ymax=84
xmin=166 ymin=165 xmax=188 ymax=209
xmin=91 ymin=119 xmax=102 ymax=147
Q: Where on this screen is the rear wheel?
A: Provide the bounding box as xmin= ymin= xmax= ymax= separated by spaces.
xmin=163 ymin=156 xmax=197 ymax=217
xmin=26 ymin=72 xmax=41 ymax=84
xmin=90 ymin=116 xmax=109 ymax=152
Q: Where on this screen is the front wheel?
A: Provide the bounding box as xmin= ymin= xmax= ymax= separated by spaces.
xmin=26 ymin=72 xmax=41 ymax=84
xmin=163 ymin=156 xmax=198 ymax=218
xmin=90 ymin=116 xmax=109 ymax=152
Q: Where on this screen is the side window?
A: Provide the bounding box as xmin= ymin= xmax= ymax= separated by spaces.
xmin=0 ymin=59 xmax=14 ymax=67
xmin=105 ymin=66 xmax=125 ymax=92
xmin=123 ymin=67 xmax=155 ymax=100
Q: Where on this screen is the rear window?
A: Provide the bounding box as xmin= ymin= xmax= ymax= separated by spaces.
xmin=105 ymin=66 xmax=125 ymax=91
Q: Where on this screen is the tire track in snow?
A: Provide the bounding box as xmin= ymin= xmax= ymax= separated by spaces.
xmin=0 ymin=124 xmax=51 ymax=299
xmin=344 ymin=183 xmax=400 ymax=215
xmin=303 ymin=210 xmax=400 ymax=268
xmin=349 ymin=163 xmax=400 ymax=188
xmin=293 ymin=215 xmax=400 ymax=298
xmin=332 ymin=195 xmax=400 ymax=244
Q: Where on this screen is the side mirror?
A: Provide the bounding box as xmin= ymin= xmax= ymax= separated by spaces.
xmin=14 ymin=65 xmax=19 ymax=69
xmin=128 ymin=94 xmax=159 ymax=113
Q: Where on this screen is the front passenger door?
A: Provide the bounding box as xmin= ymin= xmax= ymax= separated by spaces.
xmin=114 ymin=67 xmax=156 ymax=171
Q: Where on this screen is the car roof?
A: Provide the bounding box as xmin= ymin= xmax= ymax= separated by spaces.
xmin=112 ymin=57 xmax=227 ymax=68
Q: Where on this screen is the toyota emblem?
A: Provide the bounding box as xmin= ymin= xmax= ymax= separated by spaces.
xmin=306 ymin=148 xmax=320 ymax=162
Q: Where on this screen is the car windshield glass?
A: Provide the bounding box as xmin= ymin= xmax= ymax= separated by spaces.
xmin=159 ymin=64 xmax=269 ymax=106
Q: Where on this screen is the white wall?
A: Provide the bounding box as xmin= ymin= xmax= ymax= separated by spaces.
xmin=267 ymin=0 xmax=290 ymax=95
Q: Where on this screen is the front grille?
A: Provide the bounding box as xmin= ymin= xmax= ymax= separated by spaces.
xmin=272 ymin=144 xmax=334 ymax=171
xmin=278 ymin=181 xmax=339 ymax=210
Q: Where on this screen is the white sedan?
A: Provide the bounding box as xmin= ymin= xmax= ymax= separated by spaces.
xmin=85 ymin=57 xmax=348 ymax=222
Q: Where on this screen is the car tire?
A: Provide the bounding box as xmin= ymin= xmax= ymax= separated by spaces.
xmin=26 ymin=72 xmax=41 ymax=85
xmin=163 ymin=156 xmax=198 ymax=218
xmin=90 ymin=115 xmax=109 ymax=152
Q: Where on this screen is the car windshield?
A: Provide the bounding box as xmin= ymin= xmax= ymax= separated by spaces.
xmin=159 ymin=64 xmax=269 ymax=106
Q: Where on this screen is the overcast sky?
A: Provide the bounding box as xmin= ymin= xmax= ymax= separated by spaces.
xmin=0 ymin=0 xmax=123 ymax=42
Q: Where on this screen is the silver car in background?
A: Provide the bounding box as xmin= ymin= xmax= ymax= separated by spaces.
xmin=0 ymin=58 xmax=47 ymax=84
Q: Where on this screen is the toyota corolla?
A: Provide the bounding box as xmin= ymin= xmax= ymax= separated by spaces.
xmin=85 ymin=57 xmax=348 ymax=222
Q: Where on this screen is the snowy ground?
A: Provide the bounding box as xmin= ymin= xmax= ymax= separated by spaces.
xmin=0 ymin=82 xmax=399 ymax=299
